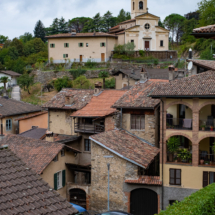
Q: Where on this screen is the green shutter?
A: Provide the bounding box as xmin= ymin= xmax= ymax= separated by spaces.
xmin=67 ymin=43 xmax=69 ymax=48
xmin=54 ymin=173 xmax=58 ymax=190
xmin=100 ymin=43 xmax=102 ymax=47
xmin=53 ymin=44 xmax=55 ymax=48
xmin=50 ymin=44 xmax=52 ymax=48
xmin=62 ymin=170 xmax=66 ymax=187
xmin=104 ymin=43 xmax=106 ymax=47
xmin=64 ymin=43 xmax=66 ymax=47
xmin=78 ymin=43 xmax=80 ymax=47
xmin=63 ymin=54 xmax=65 ymax=58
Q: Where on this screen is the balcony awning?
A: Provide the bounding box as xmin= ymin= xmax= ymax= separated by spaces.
xmin=66 ymin=163 xmax=91 ymax=173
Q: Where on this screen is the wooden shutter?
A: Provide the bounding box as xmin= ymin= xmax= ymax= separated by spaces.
xmin=64 ymin=43 xmax=66 ymax=47
xmin=67 ymin=43 xmax=69 ymax=48
xmin=170 ymin=169 xmax=175 ymax=185
xmin=141 ymin=116 xmax=145 ymax=130
xmin=78 ymin=43 xmax=80 ymax=47
xmin=53 ymin=44 xmax=55 ymax=48
xmin=203 ymin=171 xmax=209 ymax=187
xmin=136 ymin=116 xmax=141 ymax=130
xmin=131 ymin=115 xmax=136 ymax=129
xmin=54 ymin=173 xmax=58 ymax=190
xmin=62 ymin=170 xmax=66 ymax=187
xmin=50 ymin=44 xmax=52 ymax=48
xmin=176 ymin=169 xmax=181 ymax=185
xmin=100 ymin=43 xmax=102 ymax=47
xmin=103 ymin=43 xmax=106 ymax=47
xmin=63 ymin=54 xmax=65 ymax=58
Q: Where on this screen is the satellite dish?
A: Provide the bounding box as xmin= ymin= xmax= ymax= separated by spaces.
xmin=188 ymin=61 xmax=193 ymax=71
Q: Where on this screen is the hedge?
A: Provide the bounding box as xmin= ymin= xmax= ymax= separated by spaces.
xmin=158 ymin=183 xmax=215 ymax=215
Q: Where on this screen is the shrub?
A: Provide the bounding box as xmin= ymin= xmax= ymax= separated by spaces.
xmin=154 ymin=59 xmax=159 ymax=65
xmin=114 ymin=44 xmax=125 ymax=54
xmin=139 ymin=50 xmax=145 ymax=57
xmin=54 ymin=76 xmax=72 ymax=92
xmin=73 ymin=75 xmax=90 ymax=89
xmin=85 ymin=59 xmax=98 ymax=68
xmin=105 ymin=78 xmax=115 ymax=89
xmin=70 ymin=67 xmax=87 ymax=80
xmin=200 ymin=49 xmax=214 ymax=60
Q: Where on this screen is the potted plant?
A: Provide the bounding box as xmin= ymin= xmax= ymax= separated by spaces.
xmin=167 ymin=137 xmax=180 ymax=162
xmin=200 ymin=125 xmax=206 ymax=131
xmin=205 ymin=161 xmax=209 ymax=165
xmin=177 ymin=149 xmax=192 ymax=163
xmin=211 ymin=126 xmax=214 ymax=131
xmin=174 ymin=157 xmax=178 ymax=163
xmin=200 ymin=159 xmax=204 ymax=165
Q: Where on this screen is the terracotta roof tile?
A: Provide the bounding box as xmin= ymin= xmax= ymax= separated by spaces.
xmin=149 ymin=70 xmax=215 ymax=97
xmin=125 ymin=176 xmax=162 ymax=185
xmin=90 ymin=129 xmax=159 ymax=169
xmin=71 ymin=90 xmax=126 ymax=117
xmin=0 ymin=148 xmax=77 ymax=214
xmin=0 ymin=135 xmax=64 ymax=174
xmin=189 ymin=59 xmax=215 ymax=70
xmin=43 ymin=88 xmax=94 ymax=110
xmin=113 ymin=80 xmax=168 ymax=108
xmin=16 ymin=111 xmax=48 ymax=121
xmin=0 ymin=70 xmax=21 ymax=77
xmin=18 ymin=127 xmax=47 ymax=140
xmin=119 ymin=19 xmax=136 ymax=24
xmin=193 ymin=24 xmax=215 ymax=33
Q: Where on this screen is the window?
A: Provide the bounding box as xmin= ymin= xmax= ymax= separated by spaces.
xmin=54 ymin=170 xmax=66 ymax=190
xmin=53 ymin=155 xmax=58 ymax=162
xmin=133 ymin=2 xmax=135 ymax=10
xmin=6 ymin=119 xmax=12 ymax=131
xmin=86 ymin=43 xmax=89 ymax=47
xmin=84 ymin=139 xmax=91 ymax=151
xmin=131 ymin=115 xmax=145 ymax=130
xmin=64 ymin=43 xmax=69 ymax=48
xmin=61 ymin=149 xmax=65 ymax=157
xmin=100 ymin=42 xmax=105 ymax=47
xmin=50 ymin=44 xmax=55 ymax=48
xmin=85 ymin=172 xmax=91 ymax=184
xmin=203 ymin=171 xmax=215 ymax=187
xmin=145 ymin=23 xmax=150 ymax=30
xmin=139 ymin=1 xmax=143 ymax=10
xmin=170 ymin=169 xmax=181 ymax=185
xmin=63 ymin=54 xmax=68 ymax=58
xmin=79 ymin=43 xmax=83 ymax=47
xmin=160 ymin=40 xmax=164 ymax=47
xmin=122 ymin=74 xmax=126 ymax=79
xmin=131 ymin=40 xmax=134 ymax=43
xmin=138 ymin=167 xmax=145 ymax=176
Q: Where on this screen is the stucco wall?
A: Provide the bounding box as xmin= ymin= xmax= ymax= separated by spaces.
xmin=48 ymin=37 xmax=117 ymax=63
xmin=0 ymin=73 xmax=18 ymax=88
xmin=131 ymin=0 xmax=147 ymax=18
xmin=41 ymin=150 xmax=76 ymax=198
xmin=19 ymin=113 xmax=48 ymax=133
xmin=117 ymin=34 xmax=125 ymax=45
xmin=49 ymin=109 xmax=75 ymax=135
xmin=115 ymin=73 xmax=136 ymax=89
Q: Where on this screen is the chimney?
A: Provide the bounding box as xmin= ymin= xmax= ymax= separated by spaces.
xmin=94 ymin=82 xmax=102 ymax=94
xmin=46 ymin=131 xmax=54 ymax=142
xmin=65 ymin=96 xmax=74 ymax=106
xmin=140 ymin=68 xmax=148 ymax=83
xmin=71 ymin=29 xmax=76 ymax=36
xmin=168 ymin=65 xmax=175 ymax=81
xmin=189 ymin=48 xmax=192 ymax=59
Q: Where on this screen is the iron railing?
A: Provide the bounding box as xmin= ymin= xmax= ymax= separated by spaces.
xmin=167 ymin=152 xmax=192 ymax=164
xmin=166 ymin=118 xmax=192 ymax=130
xmin=199 ymin=119 xmax=215 ymax=131
xmin=199 ymin=153 xmax=215 ymax=165
xmin=74 ymin=123 xmax=104 ymax=134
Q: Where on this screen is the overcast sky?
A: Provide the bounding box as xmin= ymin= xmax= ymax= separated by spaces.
xmin=1 ymin=0 xmax=199 ymax=39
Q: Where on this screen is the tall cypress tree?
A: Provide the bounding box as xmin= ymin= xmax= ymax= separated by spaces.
xmin=34 ymin=20 xmax=46 ymax=42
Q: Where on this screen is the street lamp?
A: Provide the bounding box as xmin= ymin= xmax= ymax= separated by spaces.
xmin=104 ymin=155 xmax=114 ymax=211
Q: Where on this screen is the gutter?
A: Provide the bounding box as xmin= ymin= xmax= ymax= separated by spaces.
xmin=150 ymin=95 xmax=215 ymax=99
xmin=161 ymin=99 xmax=164 ymax=210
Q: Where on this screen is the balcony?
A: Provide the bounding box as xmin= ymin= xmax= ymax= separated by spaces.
xmin=75 ymin=122 xmax=105 ymax=134
xmin=199 ymin=119 xmax=215 ymax=132
xmin=166 ymin=118 xmax=192 ymax=130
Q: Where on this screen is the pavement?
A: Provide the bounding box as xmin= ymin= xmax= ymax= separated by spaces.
xmin=11 ymin=85 xmax=21 ymax=101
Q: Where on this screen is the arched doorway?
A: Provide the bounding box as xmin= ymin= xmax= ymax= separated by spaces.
xmin=70 ymin=189 xmax=86 ymax=208
xmin=130 ymin=188 xmax=158 ymax=215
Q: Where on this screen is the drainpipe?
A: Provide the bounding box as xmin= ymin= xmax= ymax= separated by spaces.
xmin=161 ymin=99 xmax=164 ymax=210
xmin=1 ymin=118 xmax=3 ymax=136
xmin=48 ymin=109 xmax=50 ymax=131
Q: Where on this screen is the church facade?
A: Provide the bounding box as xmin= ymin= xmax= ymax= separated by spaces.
xmin=46 ymin=0 xmax=169 ymax=63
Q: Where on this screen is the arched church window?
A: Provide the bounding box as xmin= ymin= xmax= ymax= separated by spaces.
xmin=145 ymin=23 xmax=150 ymax=30
xmin=133 ymin=2 xmax=135 ymax=10
xmin=139 ymin=1 xmax=143 ymax=10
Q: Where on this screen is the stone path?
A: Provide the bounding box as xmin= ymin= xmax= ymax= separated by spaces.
xmin=11 ymin=85 xmax=21 ymax=101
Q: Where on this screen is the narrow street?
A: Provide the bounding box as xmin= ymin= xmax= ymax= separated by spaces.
xmin=11 ymin=85 xmax=21 ymax=101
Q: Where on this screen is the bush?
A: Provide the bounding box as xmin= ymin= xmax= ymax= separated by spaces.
xmin=158 ymin=183 xmax=215 ymax=215
xmin=200 ymin=49 xmax=214 ymax=60
xmin=54 ymin=76 xmax=72 ymax=92
xmin=73 ymin=75 xmax=90 ymax=89
xmin=139 ymin=50 xmax=145 ymax=57
xmin=105 ymin=78 xmax=115 ymax=89
xmin=70 ymin=68 xmax=87 ymax=80
xmin=85 ymin=59 xmax=98 ymax=68
xmin=114 ymin=44 xmax=125 ymax=54
xmin=154 ymin=59 xmax=159 ymax=65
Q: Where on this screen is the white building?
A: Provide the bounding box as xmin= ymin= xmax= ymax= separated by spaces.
xmin=0 ymin=70 xmax=21 ymax=89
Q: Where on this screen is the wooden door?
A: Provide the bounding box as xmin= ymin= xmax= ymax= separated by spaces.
xmin=145 ymin=41 xmax=150 ymax=50
xmin=101 ymin=53 xmax=105 ymax=62
xmin=80 ymin=55 xmax=83 ymax=62
xmin=70 ymin=189 xmax=86 ymax=208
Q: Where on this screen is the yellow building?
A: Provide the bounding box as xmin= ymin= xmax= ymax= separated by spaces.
xmin=46 ymin=0 xmax=169 ymax=63
xmin=150 ymin=70 xmax=215 ymax=209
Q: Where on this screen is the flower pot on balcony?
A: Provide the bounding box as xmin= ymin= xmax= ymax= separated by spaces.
xmin=200 ymin=159 xmax=204 ymax=165
xmin=211 ymin=126 xmax=214 ymax=131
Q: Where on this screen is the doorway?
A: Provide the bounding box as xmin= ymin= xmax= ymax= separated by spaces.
xmin=70 ymin=189 xmax=86 ymax=208
xmin=101 ymin=53 xmax=105 ymax=62
xmin=145 ymin=41 xmax=150 ymax=50
xmin=130 ymin=188 xmax=158 ymax=215
xmin=80 ymin=55 xmax=83 ymax=62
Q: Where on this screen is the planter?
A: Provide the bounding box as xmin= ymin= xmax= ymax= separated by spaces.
xmin=200 ymin=159 xmax=204 ymax=165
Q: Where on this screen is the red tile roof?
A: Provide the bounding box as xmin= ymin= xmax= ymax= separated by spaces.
xmin=113 ymin=80 xmax=169 ymax=109
xmin=149 ymin=70 xmax=215 ymax=97
xmin=193 ymin=24 xmax=215 ymax=33
xmin=125 ymin=176 xmax=162 ymax=185
xmin=0 ymin=148 xmax=77 ymax=214
xmin=43 ymin=88 xmax=94 ymax=110
xmin=0 ymin=135 xmax=64 ymax=174
xmin=71 ymin=90 xmax=126 ymax=117
xmin=16 ymin=111 xmax=48 ymax=121
xmin=90 ymin=129 xmax=159 ymax=169
xmin=188 ymin=59 xmax=215 ymax=70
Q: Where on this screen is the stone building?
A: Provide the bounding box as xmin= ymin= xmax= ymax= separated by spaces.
xmin=90 ymin=129 xmax=160 ymax=214
xmin=149 ymin=70 xmax=215 ymax=209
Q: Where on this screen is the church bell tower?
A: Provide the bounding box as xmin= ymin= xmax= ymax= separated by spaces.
xmin=131 ymin=0 xmax=148 ymax=19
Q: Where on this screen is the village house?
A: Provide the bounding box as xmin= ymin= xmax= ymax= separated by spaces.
xmin=192 ymin=24 xmax=215 ymax=39
xmin=0 ymin=70 xmax=21 ymax=88
xmin=0 ymin=134 xmax=81 ymax=200
xmin=149 ymin=70 xmax=215 ymax=209
xmin=46 ymin=0 xmax=169 ymax=63
xmin=0 ymin=145 xmax=77 ymax=214
xmin=18 ymin=126 xmax=47 ymax=139
xmin=0 ymin=97 xmax=41 ymax=135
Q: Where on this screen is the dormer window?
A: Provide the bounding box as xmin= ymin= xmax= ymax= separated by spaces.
xmin=139 ymin=1 xmax=143 ymax=10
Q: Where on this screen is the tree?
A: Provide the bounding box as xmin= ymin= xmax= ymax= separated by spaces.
xmin=8 ymin=47 xmax=19 ymax=60
xmin=10 ymin=38 xmax=24 ymax=56
xmin=73 ymin=75 xmax=90 ymax=89
xmin=19 ymin=32 xmax=33 ymax=43
xmin=198 ymin=0 xmax=215 ymax=26
xmin=34 ymin=20 xmax=46 ymax=42
xmin=68 ymin=17 xmax=92 ymax=33
xmin=124 ymin=42 xmax=136 ymax=61
xmin=105 ymin=78 xmax=115 ymax=89
xmin=163 ymin=14 xmax=186 ymax=45
xmin=17 ymin=73 xmax=34 ymax=94
xmin=99 ymin=71 xmax=109 ymax=89
xmin=117 ymin=9 xmax=131 ymax=23
xmin=103 ymin=11 xmax=114 ymax=32
xmin=54 ymin=76 xmax=72 ymax=92
xmin=158 ymin=19 xmax=165 ymax=28
xmin=58 ymin=17 xmax=68 ymax=33
xmin=0 ymin=77 xmax=10 ymax=90
xmin=0 ymin=35 xmax=8 ymax=44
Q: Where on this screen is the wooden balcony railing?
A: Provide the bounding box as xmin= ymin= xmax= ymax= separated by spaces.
xmin=74 ymin=122 xmax=105 ymax=134
xmin=166 ymin=118 xmax=192 ymax=130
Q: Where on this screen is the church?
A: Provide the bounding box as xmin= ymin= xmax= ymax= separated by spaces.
xmin=46 ymin=0 xmax=169 ymax=63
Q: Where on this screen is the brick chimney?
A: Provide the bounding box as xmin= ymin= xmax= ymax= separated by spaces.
xmin=94 ymin=82 xmax=102 ymax=94
xmin=168 ymin=65 xmax=175 ymax=81
xmin=140 ymin=68 xmax=148 ymax=83
xmin=46 ymin=131 xmax=54 ymax=142
xmin=71 ymin=29 xmax=76 ymax=36
xmin=65 ymin=96 xmax=74 ymax=106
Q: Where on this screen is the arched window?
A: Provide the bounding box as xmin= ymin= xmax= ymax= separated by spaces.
xmin=133 ymin=2 xmax=135 ymax=10
xmin=139 ymin=1 xmax=143 ymax=10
